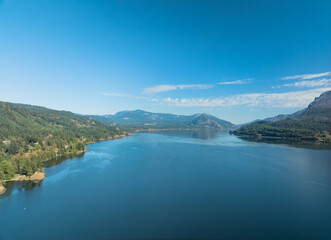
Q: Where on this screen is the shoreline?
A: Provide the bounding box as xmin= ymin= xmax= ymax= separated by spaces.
xmin=132 ymin=128 xmax=232 ymax=132
xmin=0 ymin=171 xmax=46 ymax=196
xmin=2 ymin=171 xmax=46 ymax=183
xmin=233 ymin=133 xmax=331 ymax=145
xmin=0 ymin=132 xmax=132 ymax=196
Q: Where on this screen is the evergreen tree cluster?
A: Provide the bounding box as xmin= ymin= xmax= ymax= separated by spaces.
xmin=231 ymin=120 xmax=331 ymax=144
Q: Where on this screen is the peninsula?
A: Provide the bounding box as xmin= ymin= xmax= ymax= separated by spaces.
xmin=231 ymin=90 xmax=331 ymax=145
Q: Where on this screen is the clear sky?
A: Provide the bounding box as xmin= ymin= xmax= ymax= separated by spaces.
xmin=0 ymin=0 xmax=330 ymax=124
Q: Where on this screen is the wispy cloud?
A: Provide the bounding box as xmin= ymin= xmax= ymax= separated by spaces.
xmin=281 ymin=71 xmax=331 ymax=80
xmin=282 ymin=78 xmax=331 ymax=88
xmin=102 ymin=88 xmax=330 ymax=108
xmin=218 ymin=78 xmax=252 ymax=85
xmin=158 ymin=88 xmax=330 ymax=108
xmin=142 ymin=84 xmax=214 ymax=95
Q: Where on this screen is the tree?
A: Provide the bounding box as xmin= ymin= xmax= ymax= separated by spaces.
xmin=0 ymin=160 xmax=16 ymax=180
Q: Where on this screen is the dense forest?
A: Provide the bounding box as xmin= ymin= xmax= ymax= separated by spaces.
xmin=231 ymin=90 xmax=331 ymax=145
xmin=0 ymin=102 xmax=123 ymax=181
xmin=231 ymin=120 xmax=331 ymax=144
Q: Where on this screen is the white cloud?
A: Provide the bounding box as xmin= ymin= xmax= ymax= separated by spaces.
xmin=142 ymin=84 xmax=214 ymax=95
xmin=282 ymin=78 xmax=331 ymax=88
xmin=281 ymin=71 xmax=331 ymax=80
xmin=218 ymin=78 xmax=252 ymax=85
xmin=159 ymin=88 xmax=330 ymax=108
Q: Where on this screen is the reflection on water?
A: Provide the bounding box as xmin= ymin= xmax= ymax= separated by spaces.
xmin=0 ymin=181 xmax=42 ymax=199
xmin=152 ymin=129 xmax=228 ymax=140
xmin=237 ymin=136 xmax=331 ymax=150
xmin=43 ymin=167 xmax=85 ymax=184
xmin=0 ymin=131 xmax=331 ymax=240
xmin=43 ymin=152 xmax=85 ymax=168
xmin=0 ymin=153 xmax=85 ymax=199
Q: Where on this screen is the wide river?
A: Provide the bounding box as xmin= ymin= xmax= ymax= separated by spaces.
xmin=1 ymin=130 xmax=331 ymax=240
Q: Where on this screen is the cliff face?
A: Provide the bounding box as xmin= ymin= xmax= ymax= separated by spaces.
xmin=298 ymin=90 xmax=331 ymax=121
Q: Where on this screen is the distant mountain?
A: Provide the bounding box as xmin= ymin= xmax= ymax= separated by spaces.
xmin=108 ymin=109 xmax=190 ymax=125
xmin=88 ymin=110 xmax=236 ymax=129
xmin=238 ymin=119 xmax=261 ymax=127
xmin=232 ymin=90 xmax=331 ymax=145
xmin=263 ymin=109 xmax=305 ymax=122
xmin=191 ymin=113 xmax=235 ymax=128
xmin=240 ymin=108 xmax=305 ymax=126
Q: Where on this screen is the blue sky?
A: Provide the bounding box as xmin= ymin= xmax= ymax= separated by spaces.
xmin=0 ymin=0 xmax=330 ymax=124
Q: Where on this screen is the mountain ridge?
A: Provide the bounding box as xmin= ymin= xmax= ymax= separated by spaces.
xmin=232 ymin=90 xmax=331 ymax=145
xmin=0 ymin=101 xmax=123 ymax=181
xmin=87 ymin=110 xmax=236 ymax=130
xmin=240 ymin=108 xmax=306 ymax=126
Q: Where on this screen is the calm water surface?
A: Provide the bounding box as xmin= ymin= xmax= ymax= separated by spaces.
xmin=1 ymin=131 xmax=331 ymax=240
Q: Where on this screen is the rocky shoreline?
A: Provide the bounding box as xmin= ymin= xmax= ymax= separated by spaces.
xmin=5 ymin=171 xmax=46 ymax=183
xmin=0 ymin=171 xmax=45 ymax=196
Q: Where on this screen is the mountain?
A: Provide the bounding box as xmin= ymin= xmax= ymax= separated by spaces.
xmin=240 ymin=108 xmax=305 ymax=126
xmin=88 ymin=110 xmax=236 ymax=129
xmin=191 ymin=113 xmax=235 ymax=128
xmin=298 ymin=90 xmax=331 ymax=121
xmin=238 ymin=119 xmax=261 ymax=127
xmin=232 ymin=90 xmax=331 ymax=145
xmin=263 ymin=109 xmax=305 ymax=122
xmin=85 ymin=114 xmax=115 ymax=125
xmin=107 ymin=109 xmax=190 ymax=125
xmin=0 ymin=101 xmax=123 ymax=181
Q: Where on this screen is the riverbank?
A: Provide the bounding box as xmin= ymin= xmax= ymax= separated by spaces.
xmin=0 ymin=132 xmax=133 ymax=196
xmin=3 ymin=171 xmax=45 ymax=183
xmin=0 ymin=171 xmax=45 ymax=196
xmin=85 ymin=132 xmax=132 ymax=144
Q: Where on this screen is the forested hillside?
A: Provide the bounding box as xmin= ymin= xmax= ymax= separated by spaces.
xmin=88 ymin=110 xmax=236 ymax=130
xmin=232 ymin=90 xmax=331 ymax=145
xmin=0 ymin=102 xmax=122 ymax=180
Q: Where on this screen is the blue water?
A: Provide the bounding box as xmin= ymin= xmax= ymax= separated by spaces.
xmin=0 ymin=131 xmax=331 ymax=240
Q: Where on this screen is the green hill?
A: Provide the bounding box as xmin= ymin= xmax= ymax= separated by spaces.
xmin=231 ymin=90 xmax=331 ymax=145
xmin=0 ymin=102 xmax=122 ymax=180
xmin=88 ymin=110 xmax=236 ymax=130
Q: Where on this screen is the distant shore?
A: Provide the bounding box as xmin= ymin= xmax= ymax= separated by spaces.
xmin=131 ymin=127 xmax=232 ymax=132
